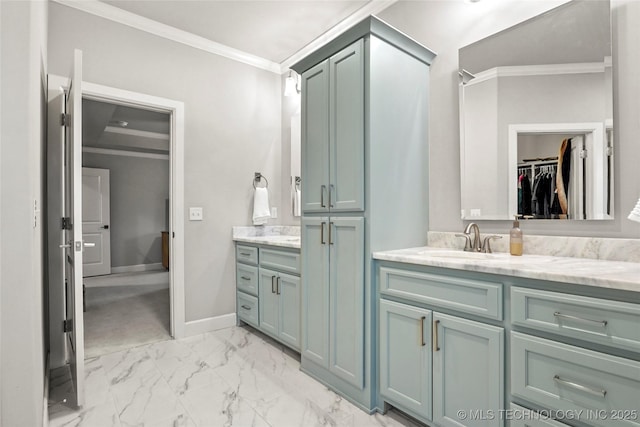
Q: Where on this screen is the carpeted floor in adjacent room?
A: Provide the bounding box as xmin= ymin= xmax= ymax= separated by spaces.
xmin=83 ymin=270 xmax=170 ymax=359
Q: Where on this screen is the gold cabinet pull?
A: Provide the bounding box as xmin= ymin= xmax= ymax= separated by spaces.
xmin=271 ymin=275 xmax=276 ymax=293
xmin=321 ymin=185 xmax=326 ymax=208
xmin=419 ymin=316 xmax=426 ymax=346
xmin=320 ymin=222 xmax=326 ymax=244
xmin=433 ymin=319 xmax=440 ymax=351
xmin=329 ymin=184 xmax=335 ymax=208
xmin=328 ymin=222 xmax=334 ymax=245
xmin=276 ymin=276 xmax=281 ymax=295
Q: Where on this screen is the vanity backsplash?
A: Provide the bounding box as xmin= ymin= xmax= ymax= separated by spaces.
xmin=428 ymin=231 xmax=640 ymax=264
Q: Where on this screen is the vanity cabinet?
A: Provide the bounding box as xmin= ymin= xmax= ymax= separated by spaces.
xmin=301 ymin=40 xmax=364 ymax=214
xmin=510 ymin=287 xmax=640 ymax=427
xmin=235 ymin=243 xmax=301 ymax=351
xmin=258 ymin=268 xmax=301 ymax=350
xmin=379 ymin=265 xmax=505 ymax=426
xmin=292 ymin=15 xmax=436 ymax=410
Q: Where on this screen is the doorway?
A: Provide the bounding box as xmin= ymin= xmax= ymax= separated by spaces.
xmin=47 ymin=75 xmax=186 ymax=371
xmin=81 ymin=98 xmax=172 ymax=357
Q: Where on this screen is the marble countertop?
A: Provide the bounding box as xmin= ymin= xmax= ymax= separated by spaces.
xmin=232 ymin=225 xmax=300 ymax=249
xmin=373 ymin=246 xmax=640 ymax=293
xmin=233 ymin=234 xmax=301 ymax=249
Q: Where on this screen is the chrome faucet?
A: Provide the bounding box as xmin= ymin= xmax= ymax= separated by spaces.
xmin=456 ymin=223 xmax=502 ymax=253
xmin=465 ymin=223 xmax=481 ymax=252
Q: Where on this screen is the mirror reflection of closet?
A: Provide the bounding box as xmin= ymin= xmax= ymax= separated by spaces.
xmin=517 ymin=133 xmax=584 ymax=220
xmin=290 ymin=111 xmax=301 ymax=217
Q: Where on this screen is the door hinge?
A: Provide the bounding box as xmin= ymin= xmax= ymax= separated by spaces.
xmin=579 ymin=149 xmax=588 ymax=159
xmin=63 ymin=319 xmax=73 ymax=333
xmin=61 ymin=217 xmax=72 ymax=230
xmin=61 ymin=113 xmax=70 ymax=127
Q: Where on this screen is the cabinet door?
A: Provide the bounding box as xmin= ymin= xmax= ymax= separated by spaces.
xmin=329 ymin=216 xmax=365 ymax=388
xmin=301 ymin=217 xmax=330 ymax=367
xmin=278 ymin=272 xmax=301 ymax=351
xmin=302 ymin=61 xmax=330 ymax=213
xmin=433 ymin=313 xmax=504 ymax=427
xmin=380 ymin=299 xmax=433 ymax=422
xmin=329 ymin=39 xmax=364 ymax=212
xmin=258 ymin=267 xmax=279 ymax=337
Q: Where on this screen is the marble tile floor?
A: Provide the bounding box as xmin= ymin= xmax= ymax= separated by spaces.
xmin=49 ymin=325 xmax=423 ymax=427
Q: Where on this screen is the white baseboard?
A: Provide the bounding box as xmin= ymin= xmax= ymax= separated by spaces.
xmin=110 ymin=263 xmax=164 ymax=274
xmin=184 ymin=313 xmax=236 ymax=338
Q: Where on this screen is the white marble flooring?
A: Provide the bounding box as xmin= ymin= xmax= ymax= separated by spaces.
xmin=49 ymin=326 xmax=422 ymax=427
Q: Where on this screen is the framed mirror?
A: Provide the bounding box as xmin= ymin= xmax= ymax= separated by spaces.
xmin=459 ymin=0 xmax=613 ymax=220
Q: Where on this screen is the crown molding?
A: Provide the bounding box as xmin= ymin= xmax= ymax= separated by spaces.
xmin=279 ymin=0 xmax=397 ymax=73
xmin=466 ymin=62 xmax=607 ymax=86
xmin=53 ymin=0 xmax=282 ymax=73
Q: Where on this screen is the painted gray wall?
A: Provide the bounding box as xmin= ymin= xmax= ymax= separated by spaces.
xmin=1 ymin=1 xmax=48 ymax=425
xmin=378 ymin=0 xmax=640 ymax=238
xmin=83 ymin=153 xmax=170 ymax=268
xmin=48 ymin=2 xmax=283 ymax=322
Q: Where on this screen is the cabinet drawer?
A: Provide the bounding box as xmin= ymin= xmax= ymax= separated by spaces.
xmin=380 ymin=266 xmax=503 ymax=320
xmin=237 ymin=292 xmax=259 ymax=329
xmin=508 ymin=404 xmax=568 ymax=427
xmin=512 ymin=287 xmax=640 ymax=352
xmin=236 ymin=263 xmax=258 ymax=296
xmin=236 ymin=245 xmax=258 ymax=265
xmin=511 ymin=332 xmax=640 ymax=427
xmin=260 ymin=248 xmax=300 ymax=275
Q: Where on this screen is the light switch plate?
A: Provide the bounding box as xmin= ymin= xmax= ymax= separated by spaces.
xmin=189 ymin=207 xmax=203 ymax=221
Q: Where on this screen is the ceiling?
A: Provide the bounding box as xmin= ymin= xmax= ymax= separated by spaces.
xmin=83 ymin=99 xmax=170 ymax=154
xmin=98 ymin=0 xmax=383 ymax=65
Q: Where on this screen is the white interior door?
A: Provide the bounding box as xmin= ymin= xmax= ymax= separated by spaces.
xmin=63 ymin=49 xmax=85 ymax=407
xmin=82 ymin=167 xmax=111 ymax=277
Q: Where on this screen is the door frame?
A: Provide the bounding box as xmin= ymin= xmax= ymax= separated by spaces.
xmin=48 ymin=74 xmax=186 ymax=348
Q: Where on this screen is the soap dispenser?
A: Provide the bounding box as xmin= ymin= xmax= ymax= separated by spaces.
xmin=510 ymin=216 xmax=523 ymax=256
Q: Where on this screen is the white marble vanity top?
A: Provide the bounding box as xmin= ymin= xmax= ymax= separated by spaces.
xmin=373 ymin=246 xmax=640 ymax=293
xmin=232 ymin=226 xmax=301 ymax=249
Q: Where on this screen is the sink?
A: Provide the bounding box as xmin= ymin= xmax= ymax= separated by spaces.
xmin=417 ymin=249 xmax=506 ymax=260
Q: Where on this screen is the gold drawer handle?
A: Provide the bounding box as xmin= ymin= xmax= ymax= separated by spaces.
xmin=241 ymin=305 xmax=252 ymax=310
xmin=433 ymin=320 xmax=440 ymax=351
xmin=240 ymin=252 xmax=251 ymax=256
xmin=419 ymin=316 xmax=426 ymax=347
xmin=553 ymin=375 xmax=607 ymax=398
xmin=240 ymin=276 xmax=251 ymax=281
xmin=553 ymin=312 xmax=608 ymax=327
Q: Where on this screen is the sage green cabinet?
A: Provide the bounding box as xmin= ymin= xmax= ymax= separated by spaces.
xmin=433 ymin=313 xmax=504 ymax=427
xmin=379 ymin=297 xmax=504 ymax=427
xmin=258 ymin=268 xmax=301 ymax=351
xmin=380 ymin=299 xmax=433 ymax=422
xmin=301 ymin=40 xmax=364 ymax=214
xmin=236 ymin=243 xmax=300 ymax=351
xmin=301 ymin=216 xmax=364 ymax=388
xmin=294 ymin=15 xmax=436 ymax=410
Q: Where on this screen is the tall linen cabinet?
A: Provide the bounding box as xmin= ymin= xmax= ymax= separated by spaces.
xmin=292 ymin=16 xmax=436 ymax=411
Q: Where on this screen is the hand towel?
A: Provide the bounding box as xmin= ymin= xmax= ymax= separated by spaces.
xmin=294 ymin=188 xmax=301 ymax=217
xmin=252 ymin=187 xmax=271 ymax=225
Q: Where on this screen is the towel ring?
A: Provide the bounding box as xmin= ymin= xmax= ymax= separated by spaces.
xmin=253 ymin=172 xmax=268 ymax=189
